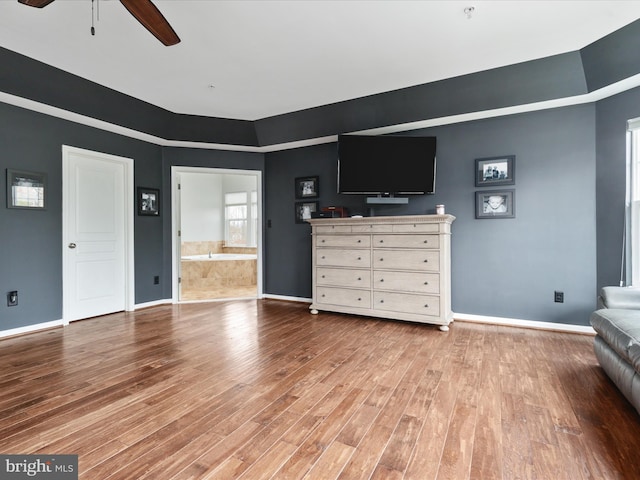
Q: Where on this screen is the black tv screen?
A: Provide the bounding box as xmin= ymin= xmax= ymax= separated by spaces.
xmin=337 ymin=134 xmax=437 ymax=194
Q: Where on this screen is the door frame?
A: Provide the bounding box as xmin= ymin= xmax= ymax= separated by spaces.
xmin=62 ymin=145 xmax=135 ymax=323
xmin=171 ymin=166 xmax=263 ymax=303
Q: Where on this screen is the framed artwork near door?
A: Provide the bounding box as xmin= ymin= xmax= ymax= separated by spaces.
xmin=138 ymin=187 xmax=160 ymax=216
xmin=6 ymin=168 xmax=46 ymax=209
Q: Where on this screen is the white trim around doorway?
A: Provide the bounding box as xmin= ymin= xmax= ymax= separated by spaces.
xmin=171 ymin=166 xmax=263 ymax=303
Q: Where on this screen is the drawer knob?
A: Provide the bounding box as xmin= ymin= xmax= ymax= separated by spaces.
xmin=322 ymin=275 xmax=325 ymax=278
xmin=423 ymin=259 xmax=428 ymax=263
xmin=424 ymin=281 xmax=428 ymax=285
xmin=322 ymin=294 xmax=325 ymax=297
xmin=379 ymin=240 xmax=384 ymax=243
xmin=358 ymin=298 xmax=362 ymax=301
xmin=358 ymin=239 xmax=362 ymax=243
xmin=358 ymin=277 xmax=362 ymax=281
xmin=380 ymin=278 xmax=384 ymax=282
xmin=380 ymin=258 xmax=384 ymax=262
xmin=358 ymin=257 xmax=362 ymax=260
xmin=423 ymin=240 xmax=428 ymax=244
xmin=322 ymin=256 xmax=325 ymax=259
xmin=380 ymin=299 xmax=384 ymax=303
xmin=321 ymin=239 xmax=325 ymax=243
xmin=424 ymin=304 xmax=429 ymax=308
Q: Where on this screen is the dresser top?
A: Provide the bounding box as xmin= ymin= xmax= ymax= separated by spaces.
xmin=307 ymin=214 xmax=455 ymax=226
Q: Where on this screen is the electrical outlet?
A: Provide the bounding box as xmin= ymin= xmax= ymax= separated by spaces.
xmin=7 ymin=291 xmax=18 ymax=307
xmin=554 ymin=291 xmax=564 ymax=303
xmin=153 ymin=276 xmax=160 ymax=285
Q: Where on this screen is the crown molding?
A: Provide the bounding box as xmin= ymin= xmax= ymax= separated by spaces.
xmin=2 ymin=71 xmax=640 ymax=154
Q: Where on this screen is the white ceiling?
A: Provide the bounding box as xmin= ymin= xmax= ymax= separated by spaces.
xmin=1 ymin=0 xmax=640 ymax=121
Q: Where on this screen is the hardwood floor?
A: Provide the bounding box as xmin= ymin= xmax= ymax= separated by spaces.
xmin=1 ymin=299 xmax=639 ymax=479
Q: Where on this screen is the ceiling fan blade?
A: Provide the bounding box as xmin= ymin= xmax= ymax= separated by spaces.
xmin=119 ymin=0 xmax=180 ymax=46
xmin=18 ymin=0 xmax=55 ymax=7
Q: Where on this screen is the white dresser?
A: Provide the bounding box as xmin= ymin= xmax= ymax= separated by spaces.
xmin=308 ymin=215 xmax=455 ymax=331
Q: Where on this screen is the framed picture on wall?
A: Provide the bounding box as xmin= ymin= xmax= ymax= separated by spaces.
xmin=475 ymin=155 xmax=515 ymax=187
xmin=6 ymin=169 xmax=47 ymax=209
xmin=295 ymin=201 xmax=318 ymax=223
xmin=138 ymin=187 xmax=160 ymax=216
xmin=475 ymin=189 xmax=515 ymax=219
xmin=295 ymin=176 xmax=319 ymax=199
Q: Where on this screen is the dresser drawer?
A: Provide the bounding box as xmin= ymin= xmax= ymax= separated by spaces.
xmin=317 ymin=235 xmax=370 ymax=248
xmin=373 ymin=249 xmax=440 ymax=271
xmin=317 ymin=249 xmax=371 ymax=268
xmin=316 ymin=225 xmax=352 ymax=234
xmin=373 ymin=292 xmax=440 ymax=316
xmin=373 ymin=271 xmax=439 ymax=294
xmin=351 ymin=224 xmax=393 ymax=233
xmin=316 ymin=287 xmax=371 ymax=309
xmin=372 ymin=234 xmax=438 ymax=249
xmin=317 ymin=268 xmax=371 ymax=288
xmin=392 ymin=223 xmax=440 ymax=233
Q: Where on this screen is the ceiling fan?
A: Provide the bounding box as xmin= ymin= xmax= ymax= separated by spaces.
xmin=18 ymin=0 xmax=181 ymax=46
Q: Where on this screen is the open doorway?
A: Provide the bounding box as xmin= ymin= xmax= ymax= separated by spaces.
xmin=171 ymin=166 xmax=262 ymax=302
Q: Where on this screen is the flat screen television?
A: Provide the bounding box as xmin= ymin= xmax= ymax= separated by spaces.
xmin=337 ymin=134 xmax=437 ymax=195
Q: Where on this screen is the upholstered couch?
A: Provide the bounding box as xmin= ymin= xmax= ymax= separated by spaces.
xmin=590 ymin=286 xmax=640 ymax=415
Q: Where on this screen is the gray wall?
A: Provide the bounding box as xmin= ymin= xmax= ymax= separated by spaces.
xmin=0 ymin=103 xmax=264 ymax=329
xmin=0 ymin=102 xmax=163 ymax=328
xmin=0 ymin=89 xmax=633 ymax=330
xmin=265 ymin=104 xmax=597 ymax=325
xmin=595 ymin=87 xmax=640 ymax=290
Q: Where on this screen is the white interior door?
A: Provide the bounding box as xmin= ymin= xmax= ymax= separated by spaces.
xmin=63 ymin=146 xmax=134 ymax=322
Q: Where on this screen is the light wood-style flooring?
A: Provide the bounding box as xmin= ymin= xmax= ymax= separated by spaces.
xmin=1 ymin=299 xmax=639 ymax=479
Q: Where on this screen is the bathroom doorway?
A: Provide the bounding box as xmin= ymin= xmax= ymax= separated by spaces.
xmin=171 ymin=167 xmax=262 ymax=302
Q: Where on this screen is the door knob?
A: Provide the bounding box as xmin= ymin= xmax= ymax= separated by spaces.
xmin=68 ymin=243 xmax=77 ymax=249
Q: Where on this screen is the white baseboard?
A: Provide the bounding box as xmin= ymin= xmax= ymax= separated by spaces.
xmin=0 ymin=299 xmax=173 ymax=339
xmin=0 ymin=319 xmax=66 ymax=339
xmin=0 ymin=305 xmax=595 ymax=341
xmin=453 ymin=312 xmax=596 ymax=335
xmin=134 ymin=298 xmax=173 ymax=310
xmin=262 ymin=294 xmax=312 ymax=303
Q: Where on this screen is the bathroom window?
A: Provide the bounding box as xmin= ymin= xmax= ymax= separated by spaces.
xmin=225 ymin=191 xmax=257 ymax=247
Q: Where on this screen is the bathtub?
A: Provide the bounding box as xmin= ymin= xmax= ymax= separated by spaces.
xmin=180 ymin=253 xmax=258 ymax=293
xmin=182 ymin=253 xmax=257 ymax=261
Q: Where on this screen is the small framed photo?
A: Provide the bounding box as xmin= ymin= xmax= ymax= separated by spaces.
xmin=295 ymin=176 xmax=319 ymax=199
xmin=476 ymin=189 xmax=515 ymax=219
xmin=138 ymin=187 xmax=160 ymax=216
xmin=7 ymin=169 xmax=46 ymax=209
xmin=295 ymin=201 xmax=319 ymax=223
xmin=475 ymin=155 xmax=515 ymax=187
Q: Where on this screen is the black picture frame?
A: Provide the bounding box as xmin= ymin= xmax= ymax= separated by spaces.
xmin=295 ymin=176 xmax=319 ymax=199
xmin=475 ymin=155 xmax=515 ymax=187
xmin=138 ymin=187 xmax=160 ymax=216
xmin=6 ymin=169 xmax=47 ymax=210
xmin=475 ymin=189 xmax=515 ymax=219
xmin=295 ymin=201 xmax=318 ymax=223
